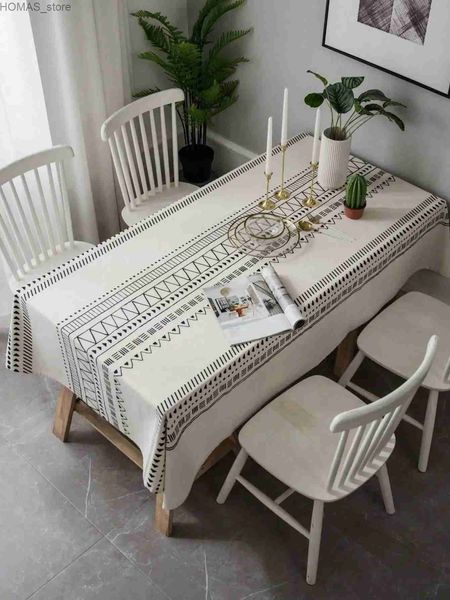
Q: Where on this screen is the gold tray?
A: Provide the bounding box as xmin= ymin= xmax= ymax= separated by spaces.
xmin=227 ymin=212 xmax=300 ymax=258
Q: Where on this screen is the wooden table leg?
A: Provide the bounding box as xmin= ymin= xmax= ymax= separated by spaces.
xmin=334 ymin=329 xmax=359 ymax=378
xmin=154 ymin=434 xmax=239 ymax=536
xmin=155 ymin=493 xmax=173 ymax=536
xmin=53 ymin=386 xmax=76 ymax=442
xmin=51 ymin=388 xmax=236 ymax=538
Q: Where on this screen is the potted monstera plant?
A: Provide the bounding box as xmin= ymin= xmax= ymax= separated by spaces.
xmin=133 ymin=2 xmax=252 ymax=183
xmin=305 ymin=72 xmax=406 ymax=190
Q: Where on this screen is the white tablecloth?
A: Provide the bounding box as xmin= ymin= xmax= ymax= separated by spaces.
xmin=7 ymin=134 xmax=450 ymax=509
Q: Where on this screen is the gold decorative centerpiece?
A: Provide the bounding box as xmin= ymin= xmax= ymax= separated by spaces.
xmin=259 ymin=171 xmax=276 ymax=211
xmin=274 ymin=144 xmax=290 ymax=200
xmin=303 ymin=161 xmax=319 ymax=208
xmin=274 ymin=89 xmax=290 ymax=200
xmin=258 ymin=116 xmax=276 ymax=211
xmin=244 ymin=212 xmax=285 ymax=240
xmin=229 ymin=115 xmax=299 ymax=257
xmin=228 ymin=97 xmax=331 ymax=258
xmin=302 ymin=105 xmax=321 ymax=208
xmin=228 ymin=211 xmax=299 ymax=258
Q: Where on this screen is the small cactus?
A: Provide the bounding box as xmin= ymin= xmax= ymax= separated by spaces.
xmin=345 ymin=174 xmax=367 ymax=209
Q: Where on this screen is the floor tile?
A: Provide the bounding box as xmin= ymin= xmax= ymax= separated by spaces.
xmin=0 ymin=442 xmax=102 ymax=600
xmin=105 ymin=457 xmax=333 ymax=600
xmin=10 ymin=410 xmax=148 ymax=535
xmin=28 ymin=538 xmax=169 ymax=600
xmin=0 ymin=333 xmax=148 ymax=537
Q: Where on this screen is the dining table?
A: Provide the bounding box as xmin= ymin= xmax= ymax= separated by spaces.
xmin=7 ymin=133 xmax=450 ymax=534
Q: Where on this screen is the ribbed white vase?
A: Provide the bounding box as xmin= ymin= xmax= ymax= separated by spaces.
xmin=318 ymin=128 xmax=352 ymax=190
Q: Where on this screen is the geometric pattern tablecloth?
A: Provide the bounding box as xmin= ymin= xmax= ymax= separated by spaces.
xmin=7 ymin=134 xmax=450 ymax=508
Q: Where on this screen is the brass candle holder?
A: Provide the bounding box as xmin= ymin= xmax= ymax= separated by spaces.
xmin=274 ymin=144 xmax=290 ymax=200
xmin=259 ymin=172 xmax=276 ymax=211
xmin=302 ymin=161 xmax=319 ymax=208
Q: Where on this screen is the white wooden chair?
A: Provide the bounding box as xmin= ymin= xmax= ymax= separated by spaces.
xmin=0 ymin=145 xmax=93 ymax=300
xmin=217 ymin=336 xmax=438 ymax=585
xmin=339 ymin=292 xmax=450 ymax=473
xmin=101 ymin=88 xmax=198 ymax=227
xmin=402 ymin=269 xmax=450 ymax=306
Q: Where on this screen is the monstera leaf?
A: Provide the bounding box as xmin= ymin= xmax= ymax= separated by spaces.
xmin=383 ymin=100 xmax=407 ymax=109
xmin=307 ymin=70 xmax=328 ymax=86
xmin=359 ymin=103 xmax=385 ymax=115
xmin=381 ymin=110 xmax=405 ymax=131
xmin=304 ymin=92 xmax=324 ymax=108
xmin=341 ymin=77 xmax=364 ymax=89
xmin=358 ymin=89 xmax=390 ymax=103
xmin=325 ymin=83 xmax=354 ymax=114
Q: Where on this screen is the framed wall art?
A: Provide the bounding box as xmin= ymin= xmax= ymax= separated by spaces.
xmin=323 ymin=0 xmax=450 ymax=97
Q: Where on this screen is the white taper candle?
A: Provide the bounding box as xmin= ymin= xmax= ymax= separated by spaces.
xmin=265 ymin=116 xmax=273 ymax=175
xmin=281 ymin=88 xmax=288 ymax=146
xmin=311 ymin=106 xmax=321 ymax=165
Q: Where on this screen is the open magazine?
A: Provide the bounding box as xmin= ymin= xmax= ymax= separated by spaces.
xmin=204 ymin=265 xmax=304 ymax=345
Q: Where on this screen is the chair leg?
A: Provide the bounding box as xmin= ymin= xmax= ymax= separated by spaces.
xmin=338 ymin=350 xmax=365 ymax=388
xmin=418 ymin=389 xmax=439 ymax=473
xmin=306 ymin=500 xmax=324 ymax=586
xmin=216 ymin=448 xmax=248 ymax=504
xmin=376 ymin=464 xmax=395 ymax=515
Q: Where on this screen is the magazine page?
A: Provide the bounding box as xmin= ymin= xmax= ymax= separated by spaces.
xmin=261 ymin=264 xmax=304 ymax=329
xmin=204 ymin=267 xmax=301 ymax=345
xmin=204 ymin=266 xmax=304 ymax=345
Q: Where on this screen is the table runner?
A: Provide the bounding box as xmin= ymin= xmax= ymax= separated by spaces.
xmin=7 ymin=135 xmax=450 ymax=509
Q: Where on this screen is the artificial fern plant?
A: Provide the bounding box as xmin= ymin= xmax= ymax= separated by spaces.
xmin=305 ymin=71 xmax=406 ymax=141
xmin=132 ymin=1 xmax=251 ymax=147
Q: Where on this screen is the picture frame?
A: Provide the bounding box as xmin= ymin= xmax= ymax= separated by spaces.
xmin=322 ymin=0 xmax=450 ymax=98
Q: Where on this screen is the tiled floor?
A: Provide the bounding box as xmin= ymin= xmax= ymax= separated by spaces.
xmin=1 ymin=330 xmax=449 ymax=600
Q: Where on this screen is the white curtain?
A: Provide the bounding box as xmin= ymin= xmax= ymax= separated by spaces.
xmin=29 ymin=0 xmax=132 ymax=242
xmin=0 ymin=11 xmax=54 ymax=319
xmin=0 ymin=12 xmax=52 ymax=166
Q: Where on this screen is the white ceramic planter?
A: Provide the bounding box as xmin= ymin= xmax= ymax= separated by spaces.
xmin=318 ymin=129 xmax=351 ymax=190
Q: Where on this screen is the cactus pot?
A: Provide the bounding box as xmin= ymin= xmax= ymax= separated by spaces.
xmin=344 ymin=204 xmax=365 ymax=220
xmin=318 ymin=128 xmax=352 ymax=190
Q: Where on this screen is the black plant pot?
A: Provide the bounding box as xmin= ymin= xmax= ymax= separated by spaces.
xmin=179 ymin=144 xmax=214 ymax=184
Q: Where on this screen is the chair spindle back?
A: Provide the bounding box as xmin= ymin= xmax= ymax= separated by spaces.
xmin=327 ymin=335 xmax=438 ymax=494
xmin=101 ymin=88 xmax=184 ymax=212
xmin=0 ymin=145 xmax=74 ymax=281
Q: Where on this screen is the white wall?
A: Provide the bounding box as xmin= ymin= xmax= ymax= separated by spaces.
xmin=187 ymin=0 xmax=450 ymax=203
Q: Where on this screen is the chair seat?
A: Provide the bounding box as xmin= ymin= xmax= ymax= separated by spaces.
xmin=239 ymin=375 xmax=395 ymax=503
xmin=7 ymin=241 xmax=94 ymax=291
xmin=122 ymin=182 xmax=199 ymax=226
xmin=358 ymin=292 xmax=450 ymax=391
xmin=402 ymin=270 xmax=450 ymax=306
